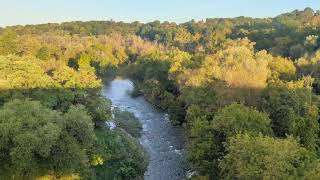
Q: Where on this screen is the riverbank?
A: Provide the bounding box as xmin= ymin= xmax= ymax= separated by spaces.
xmin=102 ymin=78 xmax=186 ymax=180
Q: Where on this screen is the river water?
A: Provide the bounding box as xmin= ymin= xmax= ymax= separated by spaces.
xmin=102 ymin=79 xmax=186 ymax=180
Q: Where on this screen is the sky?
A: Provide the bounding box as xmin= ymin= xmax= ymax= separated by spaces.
xmin=1 ymin=0 xmax=319 ymax=27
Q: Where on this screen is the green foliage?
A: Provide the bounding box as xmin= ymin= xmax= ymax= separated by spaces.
xmin=83 ymin=94 xmax=112 ymax=124
xmin=212 ymin=104 xmax=273 ymax=139
xmin=188 ymin=104 xmax=272 ymax=178
xmin=187 ymin=117 xmax=222 ymax=178
xmin=113 ymin=108 xmax=142 ymax=138
xmin=289 ymin=104 xmax=319 ymax=151
xmin=258 ymin=85 xmax=318 ymax=147
xmin=220 ymin=133 xmax=320 ymax=179
xmin=127 ymin=51 xmax=186 ymax=124
xmin=0 ymin=99 xmax=95 ymax=178
xmin=93 ymin=129 xmax=148 ymax=180
xmin=1 ymin=8 xmax=320 ymax=179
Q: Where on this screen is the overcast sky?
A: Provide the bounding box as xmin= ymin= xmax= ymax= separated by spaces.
xmin=1 ymin=0 xmax=319 ymax=27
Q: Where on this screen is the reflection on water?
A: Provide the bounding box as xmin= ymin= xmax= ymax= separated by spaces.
xmin=102 ymin=78 xmax=186 ymax=180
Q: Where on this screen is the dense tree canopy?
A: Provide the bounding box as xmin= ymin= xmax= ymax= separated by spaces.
xmin=0 ymin=100 xmax=94 ymax=177
xmin=0 ymin=7 xmax=320 ymax=179
xmin=220 ymin=133 xmax=320 ymax=179
xmin=211 ymin=104 xmax=273 ymax=138
xmin=188 ymin=104 xmax=273 ymax=178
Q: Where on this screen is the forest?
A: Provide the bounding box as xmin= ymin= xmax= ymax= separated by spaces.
xmin=1 ymin=7 xmax=320 ymax=179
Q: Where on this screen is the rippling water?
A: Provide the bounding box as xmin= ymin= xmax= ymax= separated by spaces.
xmin=102 ymin=78 xmax=186 ymax=180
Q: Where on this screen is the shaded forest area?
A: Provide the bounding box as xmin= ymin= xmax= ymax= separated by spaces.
xmin=1 ymin=7 xmax=320 ymax=179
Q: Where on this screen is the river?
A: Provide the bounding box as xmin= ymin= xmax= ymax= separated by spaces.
xmin=102 ymin=78 xmax=186 ymax=180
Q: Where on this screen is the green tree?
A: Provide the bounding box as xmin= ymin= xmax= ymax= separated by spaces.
xmin=83 ymin=94 xmax=112 ymax=124
xmin=212 ymin=104 xmax=273 ymax=140
xmin=220 ymin=133 xmax=320 ymax=179
xmin=0 ymin=99 xmax=95 ymax=178
xmin=188 ymin=104 xmax=272 ymax=178
xmin=289 ymin=104 xmax=319 ymax=151
xmin=259 ymin=85 xmax=318 ymax=143
xmin=188 ymin=117 xmax=222 ymax=178
xmin=93 ymin=129 xmax=148 ymax=180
